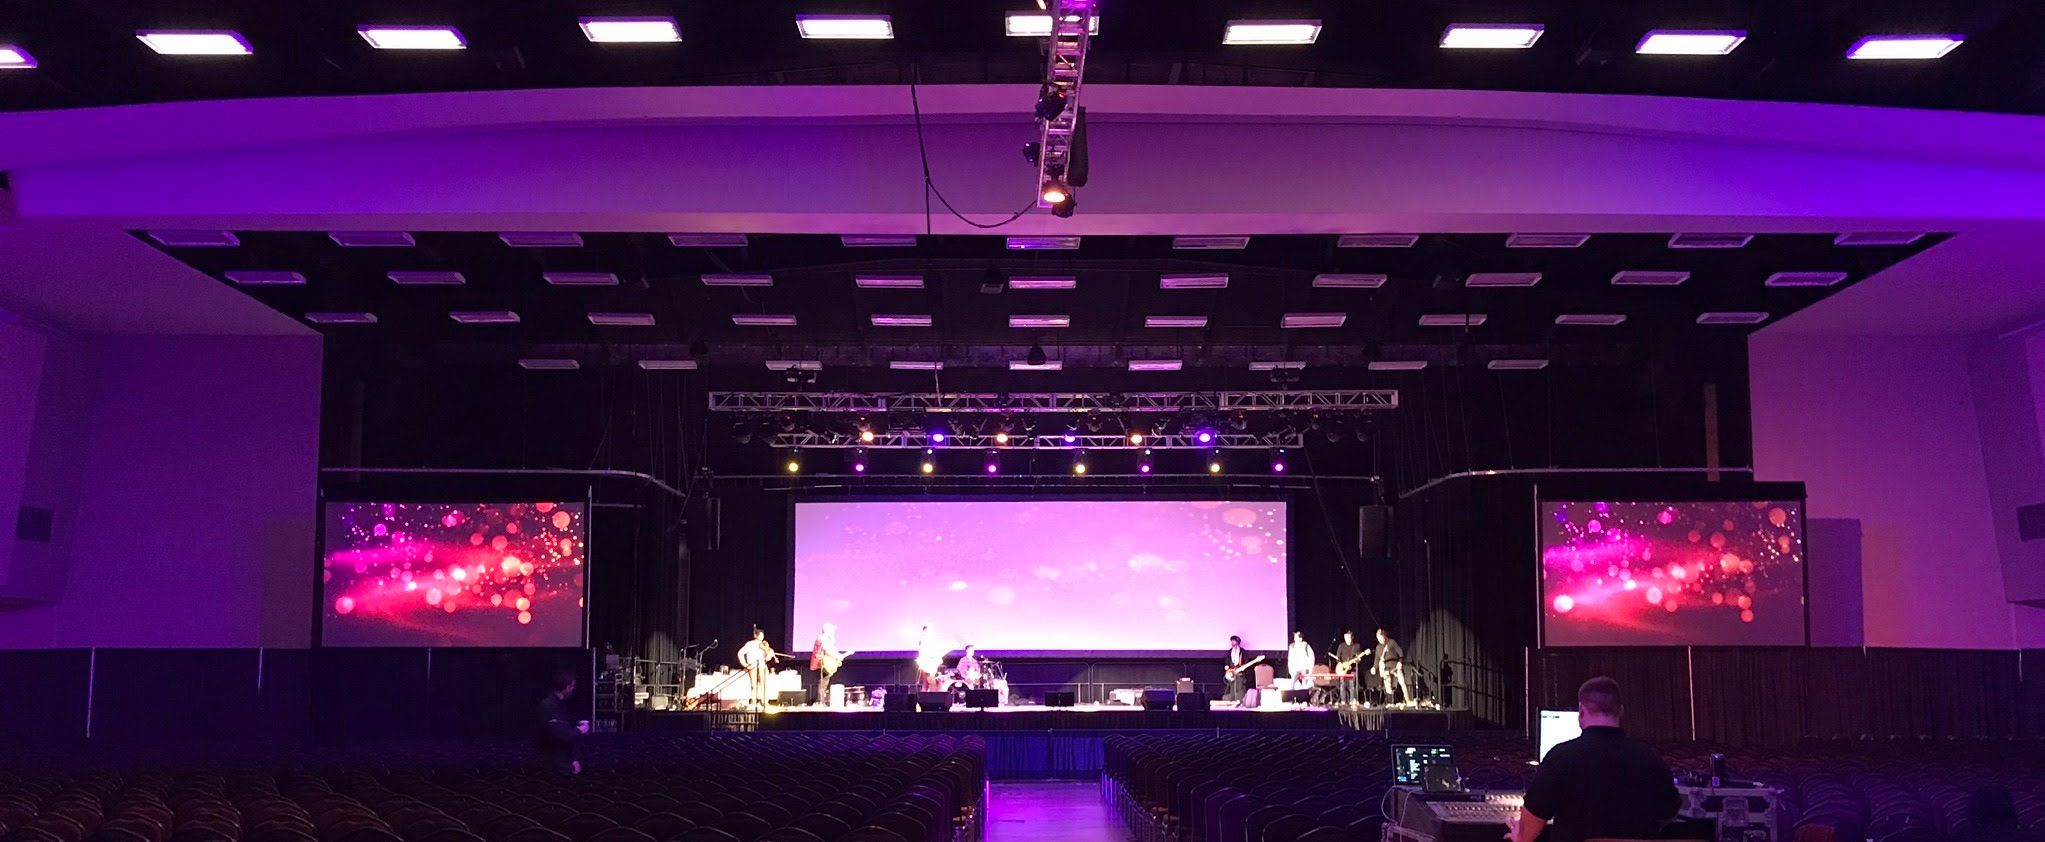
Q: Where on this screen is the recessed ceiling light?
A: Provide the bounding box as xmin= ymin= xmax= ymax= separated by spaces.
xmin=855 ymin=275 xmax=925 ymax=289
xmin=638 ymin=360 xmax=699 ymax=371
xmin=1313 ymin=274 xmax=1388 ymax=289
xmin=451 ymin=311 xmax=520 ymax=324
xmin=543 ymin=272 xmax=620 ymax=287
xmin=1281 ymin=313 xmax=1346 ymax=328
xmin=765 ymin=360 xmax=823 ymax=371
xmin=1249 ymin=361 xmax=1307 ymax=372
xmin=147 ymin=230 xmax=239 ymax=247
xmin=1835 ymin=232 xmax=1926 ymax=247
xmin=1696 ymin=311 xmax=1770 ymax=325
xmin=1506 ymin=233 xmax=1588 ymax=248
xmin=224 ymin=270 xmax=307 ymax=286
xmin=0 ymin=45 xmax=37 ymax=69
xmin=1556 ymin=314 xmax=1628 ymax=326
xmin=1368 ymin=360 xmax=1428 ymax=371
xmin=580 ymin=17 xmax=681 ymax=43
xmin=1223 ymin=19 xmax=1322 ymax=45
xmin=1006 ymin=11 xmax=1100 ymax=37
xmin=1847 ymin=35 xmax=1963 ymax=60
xmin=1488 ymin=359 xmax=1550 ymax=370
xmin=588 ymin=312 xmax=656 ymax=326
xmin=890 ymin=361 xmax=945 ymax=371
xmin=1128 ymin=360 xmax=1183 ymax=372
xmin=1009 ymin=315 xmax=1071 ymax=328
xmin=137 ymin=30 xmax=252 ymax=56
xmin=329 ymin=231 xmax=416 ymax=247
xmin=1010 ymin=359 xmax=1064 ymax=371
xmin=1145 ymin=315 xmax=1208 ymax=328
xmin=1006 ymin=236 xmax=1080 ymax=250
xmin=1635 ymin=30 xmax=1746 ymax=56
xmin=702 ymin=274 xmax=774 ymax=287
xmin=358 ymin=25 xmax=466 ymax=50
xmin=1338 ymin=234 xmax=1418 ymax=248
xmin=500 ymin=232 xmax=583 ymax=248
xmin=1668 ymin=233 xmax=1754 ymax=249
xmin=304 ymin=312 xmax=377 ymax=325
xmin=1008 ymin=276 xmax=1077 ymax=290
xmin=668 ymin=233 xmax=748 ymax=247
xmin=519 ymin=359 xmax=580 ymax=371
xmin=1419 ymin=314 xmax=1488 ymax=327
xmin=1161 ymin=274 xmax=1229 ymax=290
xmin=1466 ymin=272 xmax=1542 ymax=288
xmin=1764 ymin=271 xmax=1849 ymax=287
xmin=1171 ymin=236 xmax=1249 ymax=250
xmin=797 ymin=14 xmax=894 ymax=40
xmin=841 ymin=234 xmax=917 ymax=247
xmin=871 ymin=314 xmax=934 ymax=327
xmin=733 ymin=314 xmax=798 ymax=326
xmin=1612 ymin=270 xmax=1691 ymax=286
xmin=1441 ymin=23 xmax=1544 ymax=50
xmin=388 ymin=271 xmax=466 ymax=286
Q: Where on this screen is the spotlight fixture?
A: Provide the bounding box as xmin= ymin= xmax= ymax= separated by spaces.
xmin=994 ymin=430 xmax=1011 ymax=445
xmin=784 ymin=449 xmax=803 ymax=474
xmin=1127 ymin=426 xmax=1146 ymax=446
xmin=777 ymin=413 xmax=799 ymax=433
xmin=1049 ymin=192 xmax=1078 ymax=218
xmin=1022 ymin=142 xmax=1042 ymax=165
xmin=1138 ymin=448 xmax=1155 ymax=475
xmin=856 ymin=416 xmax=876 ymax=443
xmin=1025 ymin=343 xmax=1049 ymax=367
xmin=1207 ymin=450 xmax=1224 ymax=474
xmin=1072 ymin=450 xmax=1089 ymax=475
xmin=1270 ymin=448 xmax=1288 ymax=474
xmin=1040 ymin=180 xmax=1071 ymax=205
xmin=1228 ymin=410 xmax=1250 ymax=432
xmin=730 ymin=419 xmax=756 ymax=445
xmin=1085 ymin=415 xmax=1104 ymax=433
xmin=1062 ymin=422 xmax=1080 ymax=445
xmin=1035 ymin=83 xmax=1070 ymax=122
xmin=850 ymin=448 xmax=869 ymax=474
xmin=920 ymin=448 xmax=938 ymax=475
xmin=1193 ymin=428 xmax=1217 ymax=445
xmin=930 ymin=421 xmax=951 ymax=445
xmin=984 ymin=451 xmax=1002 ymax=474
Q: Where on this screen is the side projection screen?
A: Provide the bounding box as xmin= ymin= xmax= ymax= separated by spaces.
xmin=1540 ymin=500 xmax=1805 ymax=647
xmin=322 ymin=502 xmax=587 ymax=647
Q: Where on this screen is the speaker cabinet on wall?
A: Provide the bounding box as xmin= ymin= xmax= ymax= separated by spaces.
xmin=1359 ymin=505 xmax=1390 ymax=559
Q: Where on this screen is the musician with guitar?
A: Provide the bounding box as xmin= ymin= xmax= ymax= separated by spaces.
xmin=1222 ymin=635 xmax=1266 ymax=705
xmin=1331 ymin=631 xmax=1369 ymax=707
xmin=809 ymin=623 xmax=856 ymax=707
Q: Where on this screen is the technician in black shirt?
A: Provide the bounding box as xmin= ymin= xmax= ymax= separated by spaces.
xmin=1512 ymin=676 xmax=1678 ymax=842
xmin=536 ymin=670 xmax=589 ymax=775
xmin=1332 ymin=631 xmax=1364 ymax=706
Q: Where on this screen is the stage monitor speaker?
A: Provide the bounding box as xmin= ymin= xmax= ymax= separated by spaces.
xmin=1175 ymin=678 xmax=1195 ymax=695
xmin=882 ymin=690 xmax=917 ymax=712
xmin=1045 ymin=690 xmax=1077 ymax=708
xmin=1360 ymin=504 xmax=1390 ymax=559
xmin=964 ymin=689 xmax=998 ymax=709
xmin=1176 ymin=693 xmax=1210 ymax=712
xmin=917 ymin=691 xmax=951 ymax=712
xmin=1142 ymin=689 xmax=1176 ymax=710
xmin=1282 ymin=689 xmax=1311 ymax=704
xmin=777 ymin=690 xmax=807 ymax=707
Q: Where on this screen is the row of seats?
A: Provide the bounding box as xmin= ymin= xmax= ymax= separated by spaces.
xmin=0 ymin=735 xmax=986 ymax=842
xmin=1101 ymin=732 xmax=2045 ymax=842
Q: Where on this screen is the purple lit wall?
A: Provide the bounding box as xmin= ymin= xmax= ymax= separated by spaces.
xmin=0 ymin=335 xmax=321 ymax=648
xmin=1751 ymin=333 xmax=2016 ymax=648
xmin=1967 ymin=329 xmax=2045 ymax=646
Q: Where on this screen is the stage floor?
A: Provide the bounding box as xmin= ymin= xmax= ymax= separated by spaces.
xmin=629 ymin=703 xmax=1474 ymax=733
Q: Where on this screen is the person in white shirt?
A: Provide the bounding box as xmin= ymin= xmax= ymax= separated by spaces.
xmin=1286 ymin=631 xmax=1315 ymax=685
xmin=914 ymin=624 xmax=946 ymax=689
xmin=736 ymin=628 xmax=776 ymax=709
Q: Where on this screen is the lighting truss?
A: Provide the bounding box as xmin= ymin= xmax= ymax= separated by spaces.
xmin=767 ymin=432 xmax=1303 ymax=450
xmin=706 ymin=390 xmax=1399 ymax=413
xmin=1035 ymin=0 xmax=1094 ymax=209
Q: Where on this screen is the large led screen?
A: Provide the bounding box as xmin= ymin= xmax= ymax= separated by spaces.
xmin=322 ymin=502 xmax=587 ymax=647
xmin=1540 ymin=500 xmax=1805 ymax=647
xmin=792 ymin=500 xmax=1288 ymax=652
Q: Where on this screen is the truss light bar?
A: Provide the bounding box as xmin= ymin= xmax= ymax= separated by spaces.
xmin=1171 ymin=236 xmax=1250 ymax=250
xmin=841 ymin=234 xmax=917 ymax=247
xmin=1007 ymin=276 xmax=1077 ymax=290
xmin=709 ymin=390 xmax=1398 ymax=414
xmin=702 ymin=273 xmax=774 ymax=287
xmin=1146 ymin=315 xmax=1208 ymax=328
xmin=224 ymin=270 xmax=306 ymax=286
xmin=147 ymin=230 xmax=239 ymax=247
xmin=1419 ymin=314 xmax=1487 ymax=327
xmin=1556 ymin=313 xmax=1628 ymax=326
xmin=1696 ymin=311 xmax=1770 ymax=325
xmin=329 ymin=231 xmax=415 ymax=247
xmin=1128 ymin=360 xmax=1183 ymax=372
xmin=1612 ymin=270 xmax=1691 ymax=286
xmin=1669 ymin=233 xmax=1753 ymax=249
xmin=1848 ymin=35 xmax=1963 ymax=60
xmin=1009 ymin=315 xmax=1071 ymax=328
xmin=1441 ymin=23 xmax=1544 ymax=49
xmin=855 ymin=275 xmax=924 ymax=289
xmin=1636 ymin=30 xmax=1746 ymax=56
xmin=304 ymin=312 xmax=377 ymax=325
xmin=1338 ymin=234 xmax=1418 ymax=248
xmin=1248 ymin=361 xmax=1306 ymax=371
xmin=1281 ymin=312 xmax=1346 ymax=328
xmin=871 ymin=314 xmax=933 ymax=327
xmin=589 ymin=312 xmax=656 ymax=326
xmin=765 ymin=360 xmax=823 ymax=371
xmin=499 ymin=232 xmax=583 ymax=248
xmin=137 ymin=30 xmax=252 ymax=55
xmin=580 ymin=16 xmax=681 ymax=43
xmin=1369 ymin=360 xmax=1428 ymax=371
xmin=890 ymin=361 xmax=945 ymax=371
xmin=1765 ymin=271 xmax=1850 ymax=287
xmin=0 ymin=46 xmax=37 ymax=68
xmin=1006 ymin=236 xmax=1081 ymax=251
xmin=1488 ymin=359 xmax=1550 ymax=370
xmin=358 ymin=25 xmax=465 ymax=50
xmin=1506 ymin=233 xmax=1588 ymax=248
xmin=796 ymin=15 xmax=894 ymax=40
xmin=387 ymin=270 xmax=466 ymax=286
xmin=1223 ymin=19 xmax=1322 ymax=45
xmin=1161 ymin=274 xmax=1229 ymax=290
xmin=519 ymin=359 xmax=580 ymax=371
xmin=1835 ymin=232 xmax=1926 ymax=247
xmin=733 ymin=314 xmax=798 ymax=327
xmin=1007 ymin=11 xmax=1100 ymax=37
xmin=451 ymin=311 xmax=520 ymax=324
xmin=638 ymin=360 xmax=699 ymax=370
xmin=1313 ymin=274 xmax=1388 ymax=289
xmin=543 ymin=272 xmax=619 ymax=287
xmin=1466 ymin=272 xmax=1542 ymax=287
xmin=668 ymin=233 xmax=748 ymax=247
xmin=1010 ymin=359 xmax=1065 ymax=371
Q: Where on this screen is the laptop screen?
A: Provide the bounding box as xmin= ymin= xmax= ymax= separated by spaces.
xmin=1392 ymin=744 xmax=1454 ymax=785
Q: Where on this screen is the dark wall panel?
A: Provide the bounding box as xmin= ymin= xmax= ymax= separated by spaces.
xmin=428 ymin=647 xmax=593 ymax=739
xmin=89 ymin=649 xmax=261 ymax=746
xmin=0 ymin=649 xmax=89 ymax=748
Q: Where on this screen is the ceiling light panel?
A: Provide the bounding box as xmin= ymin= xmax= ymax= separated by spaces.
xmin=580 ymin=17 xmax=681 ymax=43
xmin=357 ymin=26 xmax=465 ymax=50
xmin=1441 ymin=24 xmax=1544 ymax=50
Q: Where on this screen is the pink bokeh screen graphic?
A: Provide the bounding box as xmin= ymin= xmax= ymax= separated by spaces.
xmin=321 ymin=502 xmax=587 ymax=647
xmin=1540 ymin=500 xmax=1805 ymax=647
xmin=792 ymin=500 xmax=1289 ymax=653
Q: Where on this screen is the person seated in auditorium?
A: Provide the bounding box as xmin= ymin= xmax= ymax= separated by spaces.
xmin=1951 ymin=785 xmax=2045 ymax=842
xmin=956 ymin=644 xmax=984 ymax=687
xmin=1223 ymin=635 xmax=1253 ymax=702
xmin=1286 ymin=631 xmax=1315 ymax=687
xmin=1510 ymin=676 xmax=1678 ymax=842
xmin=536 ymin=670 xmax=589 ymax=775
xmin=1373 ymin=628 xmax=1413 ymax=706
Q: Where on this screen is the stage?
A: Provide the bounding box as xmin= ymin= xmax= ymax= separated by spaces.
xmin=628 ymin=703 xmax=1476 ymax=734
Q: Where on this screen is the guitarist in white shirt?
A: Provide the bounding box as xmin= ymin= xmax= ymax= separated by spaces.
xmin=809 ymin=623 xmax=855 ymax=707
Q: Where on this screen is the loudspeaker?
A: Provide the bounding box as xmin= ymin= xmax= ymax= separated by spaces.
xmin=1282 ymin=689 xmax=1311 ymax=704
xmin=882 ymin=690 xmax=917 ymax=712
xmin=964 ymin=689 xmax=998 ymax=709
xmin=1176 ymin=693 xmax=1209 ymax=712
xmin=777 ymin=690 xmax=807 ymax=707
xmin=917 ymin=691 xmax=950 ymax=712
xmin=1359 ymin=505 xmax=1390 ymax=559
xmin=1142 ymin=689 xmax=1176 ymax=711
xmin=1045 ymin=690 xmax=1077 ymax=707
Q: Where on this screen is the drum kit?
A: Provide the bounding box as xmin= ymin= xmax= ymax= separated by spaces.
xmin=927 ymin=659 xmax=1008 ymax=704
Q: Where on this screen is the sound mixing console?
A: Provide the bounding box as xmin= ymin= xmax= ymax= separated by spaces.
xmin=1385 ymin=788 xmax=1524 ymax=842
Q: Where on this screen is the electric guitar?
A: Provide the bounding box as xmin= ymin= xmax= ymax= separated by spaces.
xmin=818 ymin=649 xmax=857 ymax=672
xmin=1333 ymin=648 xmax=1372 ymax=675
xmin=1223 ymin=655 xmax=1266 ymax=681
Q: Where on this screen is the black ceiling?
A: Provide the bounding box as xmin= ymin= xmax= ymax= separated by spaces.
xmin=5 ymin=1 xmax=2045 ymax=113
xmin=146 ymin=230 xmax=1941 ymax=376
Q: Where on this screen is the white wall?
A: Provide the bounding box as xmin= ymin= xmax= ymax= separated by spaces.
xmin=1750 ymin=333 xmax=2018 ymax=649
